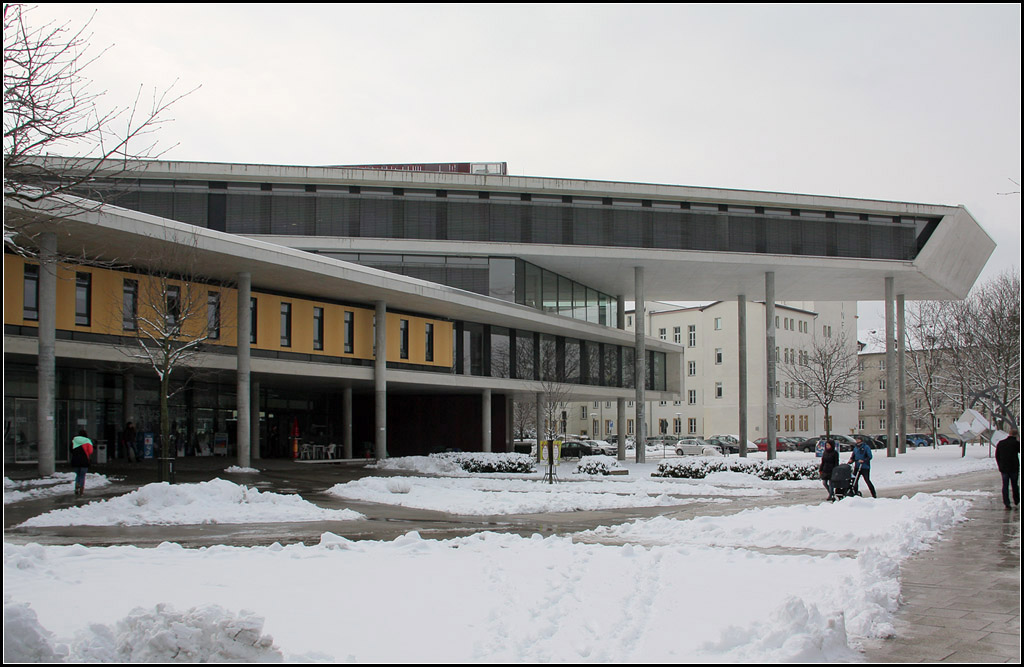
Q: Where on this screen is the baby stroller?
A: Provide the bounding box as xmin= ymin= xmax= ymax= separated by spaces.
xmin=830 ymin=463 xmax=863 ymax=500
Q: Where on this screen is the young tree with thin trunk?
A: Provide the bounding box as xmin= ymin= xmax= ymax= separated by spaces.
xmin=782 ymin=331 xmax=859 ymax=441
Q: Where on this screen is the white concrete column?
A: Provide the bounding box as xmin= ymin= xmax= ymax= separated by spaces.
xmin=535 ymin=392 xmax=544 ymax=462
xmin=37 ymin=232 xmax=57 ymax=476
xmin=250 ymin=379 xmax=261 ymax=460
xmin=885 ymin=277 xmax=896 ymax=457
xmin=617 ymin=294 xmax=627 ymax=461
xmin=375 ymin=301 xmax=387 ymax=460
xmin=236 ymin=272 xmax=251 ymax=468
xmin=343 ymin=386 xmax=353 ymax=459
xmin=765 ymin=273 xmax=777 ymax=460
xmin=482 ymin=388 xmax=492 ymax=452
xmin=898 ymin=292 xmax=908 ymax=454
xmin=634 ymin=267 xmax=646 ymax=464
xmin=738 ymin=295 xmax=748 ymax=457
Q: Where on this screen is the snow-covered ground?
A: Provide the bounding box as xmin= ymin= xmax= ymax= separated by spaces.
xmin=4 ymin=473 xmax=113 ymax=504
xmin=2 ymin=445 xmax=1001 ymax=662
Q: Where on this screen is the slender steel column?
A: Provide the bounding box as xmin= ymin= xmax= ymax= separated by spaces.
xmin=482 ymin=388 xmax=492 ymax=452
xmin=535 ymin=392 xmax=544 ymax=462
xmin=122 ymin=368 xmax=135 ymax=458
xmin=37 ymin=232 xmax=57 ymax=477
xmin=897 ymin=293 xmax=907 ymax=455
xmin=236 ymin=272 xmax=251 ymax=467
xmin=343 ymin=386 xmax=353 ymax=459
xmin=634 ymin=267 xmax=646 ymax=464
xmin=738 ymin=295 xmax=748 ymax=457
xmin=885 ymin=277 xmax=896 ymax=457
xmin=765 ymin=273 xmax=777 ymax=460
xmin=375 ymin=301 xmax=387 ymax=459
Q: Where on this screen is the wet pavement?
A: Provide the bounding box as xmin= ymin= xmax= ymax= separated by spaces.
xmin=3 ymin=456 xmax=1020 ymax=662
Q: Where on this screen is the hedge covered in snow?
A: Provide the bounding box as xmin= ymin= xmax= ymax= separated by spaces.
xmin=574 ymin=455 xmax=622 ymax=476
xmin=652 ymin=457 xmax=819 ymax=481
xmin=429 ymin=452 xmax=537 ymax=474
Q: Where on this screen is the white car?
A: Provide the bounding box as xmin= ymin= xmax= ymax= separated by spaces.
xmin=582 ymin=439 xmax=616 ymax=456
xmin=674 ymin=439 xmax=723 ymax=456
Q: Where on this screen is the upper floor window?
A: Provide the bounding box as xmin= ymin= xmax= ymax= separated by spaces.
xmin=714 ymin=317 xmax=722 ymax=330
xmin=280 ymin=302 xmax=292 ymax=347
xmin=688 ymin=360 xmax=697 ymax=376
xmin=207 ymin=292 xmax=221 ymax=339
xmin=23 ymin=264 xmax=39 ymax=321
xmin=344 ymin=311 xmax=354 ymax=353
xmin=123 ymin=279 xmax=138 ymax=331
xmin=313 ymin=306 xmax=324 ymax=350
xmin=673 ymin=326 xmax=681 ymax=344
xmin=425 ymin=322 xmax=435 ymax=362
xmin=687 ymin=325 xmax=696 ymax=347
xmin=399 ymin=319 xmax=410 ymax=359
xmin=75 ymin=272 xmax=92 ymax=326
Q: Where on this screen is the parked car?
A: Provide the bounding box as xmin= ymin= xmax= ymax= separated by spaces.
xmin=817 ymin=434 xmax=856 ymax=452
xmin=674 ymin=439 xmax=723 ymax=456
xmin=754 ymin=437 xmax=789 ymax=452
xmin=937 ymin=433 xmax=961 ymax=446
xmin=793 ymin=438 xmax=820 ymax=453
xmin=853 ymin=434 xmax=884 ymax=450
xmin=581 ymin=439 xmax=615 ymax=456
xmin=907 ymin=433 xmax=931 ymax=447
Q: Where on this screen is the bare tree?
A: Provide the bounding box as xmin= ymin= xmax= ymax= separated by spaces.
xmin=781 ymin=331 xmax=859 ymax=440
xmin=3 ymin=4 xmax=193 ymax=247
xmin=901 ymin=300 xmax=952 ymax=448
xmin=119 ymin=233 xmax=233 ymax=482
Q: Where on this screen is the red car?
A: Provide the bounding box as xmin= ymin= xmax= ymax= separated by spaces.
xmin=753 ymin=437 xmax=789 ymax=452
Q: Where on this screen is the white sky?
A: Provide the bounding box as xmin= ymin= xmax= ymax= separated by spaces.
xmin=24 ymin=4 xmax=1022 ymax=331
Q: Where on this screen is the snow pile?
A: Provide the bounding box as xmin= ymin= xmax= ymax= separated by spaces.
xmin=583 ymin=493 xmax=970 ymax=555
xmin=4 ymin=473 xmax=113 ymax=504
xmin=3 ymin=598 xmax=283 ymax=663
xmin=18 ymin=479 xmax=363 ymax=527
xmin=224 ymin=466 xmax=260 ymax=474
xmin=328 ymin=475 xmax=728 ymax=515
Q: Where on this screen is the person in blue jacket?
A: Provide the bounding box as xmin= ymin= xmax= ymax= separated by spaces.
xmin=849 ymin=438 xmax=876 ymax=498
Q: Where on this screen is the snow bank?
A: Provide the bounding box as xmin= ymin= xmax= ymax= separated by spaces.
xmin=4 ymin=473 xmax=112 ymax=504
xmin=18 ymin=479 xmax=363 ymax=527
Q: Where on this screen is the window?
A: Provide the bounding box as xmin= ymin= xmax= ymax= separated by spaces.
xmin=858 ymin=419 xmax=865 ymax=430
xmin=879 ymin=359 xmax=886 ymax=370
xmin=715 ymin=348 xmax=723 ymax=364
xmin=207 ymin=292 xmax=221 ymax=339
xmin=23 ymin=264 xmax=39 ymax=321
xmin=659 ymin=328 xmax=667 ymax=341
xmin=879 ymin=399 xmax=886 ymax=410
xmin=425 ymin=322 xmax=434 ymax=362
xmin=688 ymin=360 xmax=697 ymax=376
xmin=580 ymin=406 xmax=587 ymax=420
xmin=627 ymin=419 xmax=634 ymax=435
xmin=673 ymin=418 xmax=682 ymax=435
xmin=399 ymin=319 xmax=409 ymax=359
xmin=123 ymin=279 xmax=138 ymax=331
xmin=163 ymin=284 xmax=181 ymax=332
xmin=627 ymin=315 xmax=633 ymax=327
xmin=858 ymin=400 xmax=865 ymax=410
xmin=659 ymin=419 xmax=668 ymax=435
xmin=280 ymin=302 xmax=292 ymax=347
xmin=715 ymin=382 xmax=723 ymax=399
xmin=879 ymin=379 xmax=886 ymax=390
xmin=673 ymin=326 xmax=681 ymax=344
xmin=659 ymin=400 xmax=667 ymax=406
xmin=673 ymin=400 xmax=682 ymax=406
xmin=688 ymin=418 xmax=697 ymax=434
xmin=250 ymin=297 xmax=258 ymax=344
xmin=714 ymin=317 xmax=722 ymax=330
xmin=688 ymin=389 xmax=697 ymax=405
xmin=313 ymin=306 xmax=324 ymax=350
xmin=75 ymin=272 xmax=92 ymax=326
xmin=879 ymin=418 xmax=886 ymax=429
xmin=687 ymin=325 xmax=696 ymax=347
xmin=344 ymin=311 xmax=354 ymax=353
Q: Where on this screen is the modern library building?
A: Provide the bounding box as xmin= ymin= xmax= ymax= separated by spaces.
xmin=3 ymin=158 xmax=994 ymax=469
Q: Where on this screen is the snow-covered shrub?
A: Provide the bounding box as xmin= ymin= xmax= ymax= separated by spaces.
xmin=430 ymin=452 xmax=536 ymax=474
xmin=652 ymin=457 xmax=818 ymax=481
xmin=574 ymin=455 xmax=620 ymax=476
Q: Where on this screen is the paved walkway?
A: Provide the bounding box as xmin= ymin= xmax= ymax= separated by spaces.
xmin=860 ymin=482 xmax=1021 ymax=663
xmin=4 ymin=458 xmax=1020 ymax=662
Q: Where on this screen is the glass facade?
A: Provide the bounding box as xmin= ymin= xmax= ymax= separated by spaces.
xmin=96 ymin=179 xmax=926 ymax=262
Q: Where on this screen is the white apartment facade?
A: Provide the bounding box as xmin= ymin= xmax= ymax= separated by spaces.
xmin=567 ymin=300 xmax=860 ymax=442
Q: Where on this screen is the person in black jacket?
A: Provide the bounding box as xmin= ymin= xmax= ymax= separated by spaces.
xmin=819 ymin=440 xmax=839 ymax=501
xmin=995 ymin=429 xmax=1020 ymax=510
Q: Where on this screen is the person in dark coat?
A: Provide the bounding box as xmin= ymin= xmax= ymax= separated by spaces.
xmin=70 ymin=429 xmax=94 ymax=496
xmin=819 ymin=440 xmax=839 ymax=501
xmin=995 ymin=429 xmax=1020 ymax=510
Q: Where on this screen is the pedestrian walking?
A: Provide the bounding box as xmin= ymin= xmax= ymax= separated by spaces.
xmin=849 ymin=438 xmax=877 ymax=498
xmin=71 ymin=429 xmax=94 ymax=496
xmin=123 ymin=421 xmax=137 ymax=462
xmin=995 ymin=428 xmax=1020 ymax=510
xmin=819 ymin=440 xmax=839 ymax=501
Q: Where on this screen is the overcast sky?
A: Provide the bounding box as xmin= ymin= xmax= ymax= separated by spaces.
xmin=26 ymin=4 xmax=1021 ymax=330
